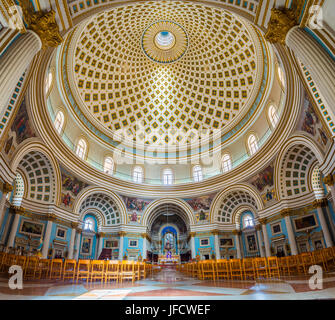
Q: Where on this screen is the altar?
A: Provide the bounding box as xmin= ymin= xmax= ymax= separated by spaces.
xmin=158 ymin=254 xmax=180 ymax=265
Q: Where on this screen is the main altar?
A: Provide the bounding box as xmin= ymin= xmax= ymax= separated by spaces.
xmin=158 ymin=252 xmax=180 ymax=265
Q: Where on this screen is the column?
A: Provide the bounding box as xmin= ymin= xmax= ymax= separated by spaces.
xmin=281 ymin=210 xmax=298 ymax=256
xmin=97 ymin=232 xmax=104 ymax=259
xmin=314 ymin=199 xmax=334 ymax=248
xmin=266 ymin=8 xmax=335 ymax=117
xmin=213 ymin=230 xmax=220 ymax=259
xmin=0 ymin=182 xmax=13 ymax=231
xmin=255 ymin=224 xmax=265 ymax=257
xmin=324 ymin=175 xmax=335 ymax=207
xmin=189 ymin=232 xmax=196 ymax=259
xmin=74 ymin=229 xmax=82 ymax=260
xmin=285 ymin=26 xmax=335 ymax=113
xmin=118 ymin=231 xmax=125 ymax=260
xmin=0 ymin=30 xmax=42 ymax=111
xmin=233 ymin=230 xmax=242 ymax=259
xmin=41 ymin=215 xmax=54 ymax=259
xmin=7 ymin=208 xmax=22 ymax=248
xmin=323 ymin=201 xmax=335 ymax=240
xmin=141 ymin=233 xmax=149 ymax=260
xmin=68 ymin=223 xmax=77 ymax=260
xmin=259 ymin=218 xmax=271 ymax=257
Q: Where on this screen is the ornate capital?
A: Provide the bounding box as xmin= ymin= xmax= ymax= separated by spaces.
xmin=0 ymin=182 xmax=13 ymax=194
xmin=71 ymin=222 xmax=79 ymax=229
xmin=46 ymin=213 xmax=57 ymax=222
xmin=323 ymin=174 xmax=334 ymax=186
xmin=211 ymin=229 xmax=220 ymax=236
xmin=18 ymin=0 xmax=63 ymax=48
xmin=76 ymin=228 xmax=82 ymax=234
xmin=280 ymin=209 xmax=292 ymax=218
xmin=255 ymin=224 xmax=262 ymax=231
xmin=232 ymin=229 xmax=241 ymax=236
xmin=98 ymin=232 xmax=105 ymax=238
xmin=258 ymin=218 xmax=267 ymax=225
xmin=313 ymin=199 xmax=328 ymax=209
xmin=119 ymin=231 xmax=126 ymax=237
xmin=189 ymin=232 xmax=196 ymax=237
xmin=13 ymin=206 xmax=25 ymax=216
xmin=265 ymin=8 xmax=298 ymax=45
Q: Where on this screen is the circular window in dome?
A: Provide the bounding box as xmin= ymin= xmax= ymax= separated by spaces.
xmin=154 ymin=31 xmax=176 ymax=50
xmin=141 ymin=20 xmax=188 ymax=64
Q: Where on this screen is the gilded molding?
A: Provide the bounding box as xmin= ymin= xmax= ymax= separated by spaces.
xmin=265 ymin=8 xmax=298 ymax=44
xmin=118 ymin=231 xmax=126 ymax=237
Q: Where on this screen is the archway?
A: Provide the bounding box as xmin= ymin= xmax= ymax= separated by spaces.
xmin=147 ymin=203 xmax=191 ymax=264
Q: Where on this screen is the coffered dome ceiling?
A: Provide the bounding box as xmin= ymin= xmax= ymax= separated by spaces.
xmin=60 ymin=1 xmax=270 ymax=151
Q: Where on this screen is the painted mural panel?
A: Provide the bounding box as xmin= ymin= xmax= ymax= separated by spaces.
xmin=122 ymin=196 xmax=152 ymax=224
xmin=248 ymin=163 xmax=276 ymax=205
xmin=60 ymin=166 xmax=89 ymax=210
xmin=297 ymin=91 xmax=330 ymax=150
xmin=184 ymin=193 xmax=217 ymax=223
xmin=3 ymin=97 xmax=36 ymax=159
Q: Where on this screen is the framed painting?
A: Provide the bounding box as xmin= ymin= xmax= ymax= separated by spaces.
xmin=105 ymin=239 xmax=118 ymax=248
xmin=19 ymin=219 xmax=45 ymax=238
xmin=55 ymin=226 xmax=67 ymax=240
xmin=219 ymin=237 xmax=234 ymax=247
xmin=128 ymin=239 xmax=138 ymax=248
xmin=81 ymin=236 xmax=93 ymax=255
xmin=271 ymin=222 xmax=282 ymax=235
xmin=200 ymin=238 xmax=210 ymax=247
xmin=293 ymin=214 xmax=318 ymax=232
xmin=245 ymin=233 xmax=258 ymax=252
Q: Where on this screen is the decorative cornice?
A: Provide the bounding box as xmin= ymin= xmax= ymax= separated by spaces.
xmin=265 ymin=7 xmax=299 ymax=44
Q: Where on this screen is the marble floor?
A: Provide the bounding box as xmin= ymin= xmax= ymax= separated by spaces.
xmin=1 ymin=266 xmax=335 ymax=300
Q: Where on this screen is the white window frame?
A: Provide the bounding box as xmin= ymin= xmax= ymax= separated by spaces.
xmin=248 ymin=134 xmax=258 ymax=155
xmin=76 ymin=139 xmax=87 ymax=159
xmin=193 ymin=165 xmax=203 ymax=182
xmin=104 ymin=157 xmax=114 ymax=175
xmin=54 ymin=111 xmax=65 ymax=134
xmin=222 ymin=154 xmax=232 ymax=172
xmin=133 ymin=166 xmax=143 ymax=183
xmin=163 ymin=168 xmax=173 ymax=185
